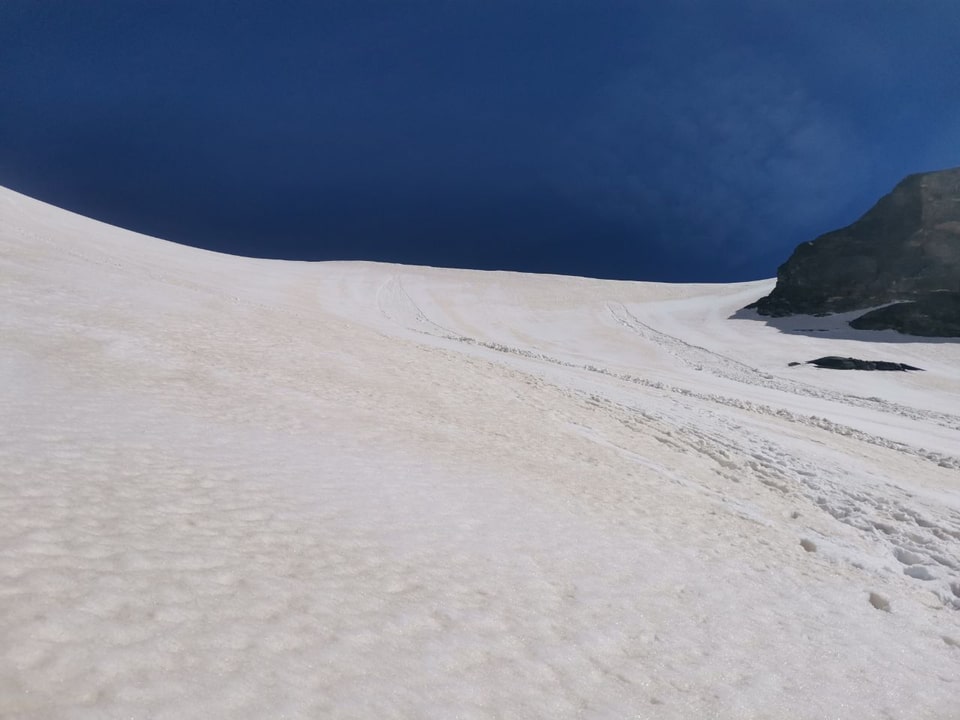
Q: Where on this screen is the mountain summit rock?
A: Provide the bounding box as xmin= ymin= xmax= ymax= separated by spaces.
xmin=750 ymin=166 xmax=960 ymax=336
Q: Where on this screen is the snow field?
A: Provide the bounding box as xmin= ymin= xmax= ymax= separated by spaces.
xmin=1 ymin=187 xmax=959 ymax=718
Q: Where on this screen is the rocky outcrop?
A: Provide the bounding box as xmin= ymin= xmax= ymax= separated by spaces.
xmin=805 ymin=357 xmax=924 ymax=371
xmin=749 ymin=166 xmax=960 ymax=336
xmin=849 ymin=291 xmax=960 ymax=336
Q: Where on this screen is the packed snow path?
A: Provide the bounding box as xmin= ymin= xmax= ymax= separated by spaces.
xmin=2 ymin=187 xmax=959 ymax=719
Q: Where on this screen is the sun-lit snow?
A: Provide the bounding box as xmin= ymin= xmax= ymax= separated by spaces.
xmin=1 ymin=186 xmax=959 ymax=719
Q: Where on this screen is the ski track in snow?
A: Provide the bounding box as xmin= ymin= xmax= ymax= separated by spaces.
xmin=608 ymin=302 xmax=960 ymax=433
xmin=375 ymin=273 xmax=960 ymax=613
xmin=2 ymin=188 xmax=960 ymax=719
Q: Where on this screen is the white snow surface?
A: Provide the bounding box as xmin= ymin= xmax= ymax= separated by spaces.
xmin=2 ymin=186 xmax=960 ymax=719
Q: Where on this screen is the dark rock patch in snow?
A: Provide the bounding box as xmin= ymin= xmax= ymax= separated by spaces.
xmin=805 ymin=356 xmax=924 ymax=371
xmin=849 ymin=292 xmax=960 ymax=337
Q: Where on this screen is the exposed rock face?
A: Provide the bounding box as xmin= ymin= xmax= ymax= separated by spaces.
xmin=750 ymin=166 xmax=960 ymax=335
xmin=849 ymin=291 xmax=960 ymax=337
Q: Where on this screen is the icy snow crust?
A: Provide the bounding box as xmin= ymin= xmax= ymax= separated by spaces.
xmin=2 ymin=186 xmax=959 ymax=719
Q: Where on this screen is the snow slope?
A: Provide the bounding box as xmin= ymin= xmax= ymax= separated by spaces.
xmin=1 ymin=186 xmax=959 ymax=719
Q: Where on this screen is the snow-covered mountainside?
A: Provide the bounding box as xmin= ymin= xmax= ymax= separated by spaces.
xmin=2 ymin=186 xmax=959 ymax=719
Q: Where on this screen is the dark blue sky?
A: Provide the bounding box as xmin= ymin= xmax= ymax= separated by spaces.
xmin=2 ymin=1 xmax=959 ymax=281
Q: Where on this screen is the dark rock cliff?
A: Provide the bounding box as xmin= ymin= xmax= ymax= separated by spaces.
xmin=750 ymin=166 xmax=960 ymax=335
